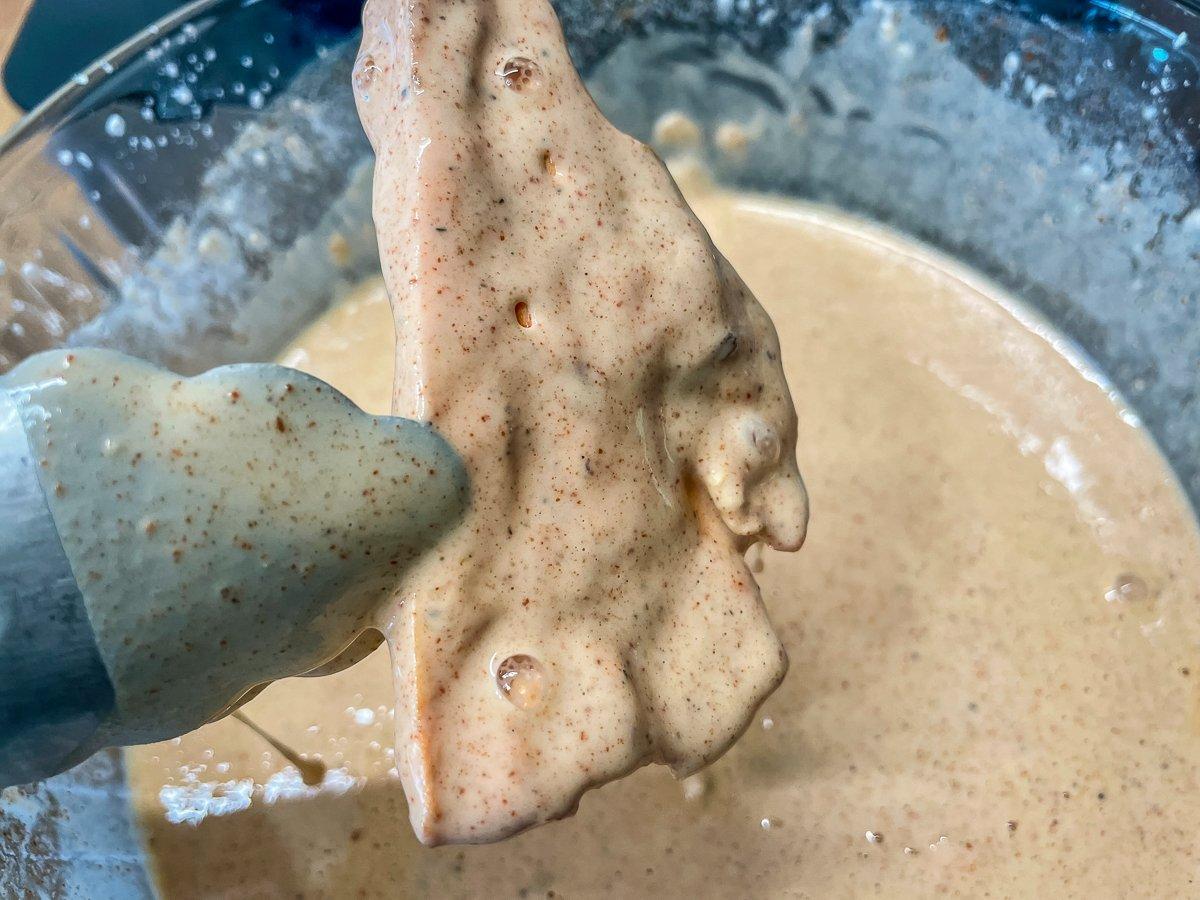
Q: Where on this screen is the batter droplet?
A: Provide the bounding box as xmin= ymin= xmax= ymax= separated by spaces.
xmin=354 ymin=53 xmax=381 ymax=102
xmin=497 ymin=57 xmax=543 ymax=92
xmin=495 ymin=654 xmax=546 ymax=709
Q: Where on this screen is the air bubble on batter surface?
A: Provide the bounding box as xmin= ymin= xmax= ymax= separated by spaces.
xmin=494 ymin=654 xmax=547 ymax=709
xmin=354 ymin=53 xmax=382 ymax=103
xmin=497 ymin=57 xmax=543 ymax=92
xmin=1105 ymin=572 xmax=1149 ymax=604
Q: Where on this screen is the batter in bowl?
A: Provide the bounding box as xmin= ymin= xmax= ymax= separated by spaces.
xmin=127 ymin=172 xmax=1200 ymax=895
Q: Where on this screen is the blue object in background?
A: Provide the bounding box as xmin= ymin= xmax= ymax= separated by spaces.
xmin=4 ymin=0 xmax=364 ymax=112
xmin=6 ymin=0 xmax=186 ymax=111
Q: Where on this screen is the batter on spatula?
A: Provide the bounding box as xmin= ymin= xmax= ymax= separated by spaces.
xmin=356 ymin=0 xmax=808 ymax=844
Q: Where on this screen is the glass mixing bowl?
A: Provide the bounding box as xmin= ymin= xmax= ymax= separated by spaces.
xmin=2 ymin=0 xmax=1198 ymax=894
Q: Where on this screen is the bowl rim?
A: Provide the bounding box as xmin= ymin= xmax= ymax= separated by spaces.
xmin=0 ymin=0 xmax=234 ymax=157
xmin=5 ymin=0 xmax=1199 ymax=162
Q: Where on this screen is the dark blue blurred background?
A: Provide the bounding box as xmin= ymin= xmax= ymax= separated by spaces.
xmin=4 ymin=0 xmax=363 ymax=112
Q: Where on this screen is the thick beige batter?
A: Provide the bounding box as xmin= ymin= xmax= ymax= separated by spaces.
xmin=354 ymin=0 xmax=807 ymax=844
xmin=127 ymin=181 xmax=1200 ymax=896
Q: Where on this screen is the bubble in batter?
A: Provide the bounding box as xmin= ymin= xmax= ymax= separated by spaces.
xmin=1105 ymin=572 xmax=1149 ymax=603
xmin=497 ymin=56 xmax=543 ymax=91
xmin=750 ymin=421 xmax=781 ymax=465
xmin=354 ymin=53 xmax=381 ymax=102
xmin=494 ymin=654 xmax=547 ymax=709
